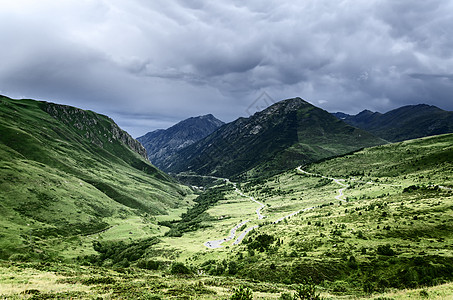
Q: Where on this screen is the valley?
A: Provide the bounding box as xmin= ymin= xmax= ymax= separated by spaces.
xmin=1 ymin=95 xmax=452 ymax=299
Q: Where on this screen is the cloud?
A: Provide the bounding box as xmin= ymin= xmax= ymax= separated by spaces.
xmin=1 ymin=0 xmax=452 ymax=137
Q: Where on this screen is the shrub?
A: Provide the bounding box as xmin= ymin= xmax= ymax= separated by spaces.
xmin=137 ymin=259 xmax=160 ymax=270
xmin=330 ymin=280 xmax=348 ymax=293
xmin=170 ymin=262 xmax=192 ymax=275
xmin=228 ymin=261 xmax=238 ymax=275
xmin=246 ymin=233 xmax=275 ymax=250
xmin=419 ymin=290 xmax=429 ymax=298
xmin=230 ymin=285 xmax=253 ymax=300
xmin=377 ymin=244 xmax=396 ymax=256
xmin=347 ymin=256 xmax=358 ymax=269
xmin=279 ymin=292 xmax=293 ymax=300
xmin=294 ymin=277 xmax=321 ymax=300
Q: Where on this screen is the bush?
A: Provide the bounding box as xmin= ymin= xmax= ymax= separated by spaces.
xmin=228 ymin=261 xmax=238 ymax=275
xmin=230 ymin=285 xmax=253 ymax=300
xmin=419 ymin=290 xmax=429 ymax=298
xmin=170 ymin=262 xmax=192 ymax=275
xmin=137 ymin=259 xmax=160 ymax=270
xmin=330 ymin=280 xmax=348 ymax=293
xmin=279 ymin=292 xmax=293 ymax=300
xmin=245 ymin=233 xmax=275 ymax=250
xmin=377 ymin=244 xmax=396 ymax=256
xmin=294 ymin=277 xmax=321 ymax=300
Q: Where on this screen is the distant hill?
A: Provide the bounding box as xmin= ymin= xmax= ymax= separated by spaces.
xmin=0 ymin=95 xmax=189 ymax=259
xmin=165 ymin=97 xmax=386 ymax=178
xmin=333 ymin=104 xmax=453 ymax=142
xmin=137 ymin=114 xmax=224 ymax=169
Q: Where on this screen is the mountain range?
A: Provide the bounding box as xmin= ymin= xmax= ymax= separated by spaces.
xmin=2 ymin=94 xmax=453 ymax=299
xmin=333 ymin=104 xmax=453 ymax=142
xmin=162 ymin=97 xmax=386 ymax=178
xmin=2 ymin=93 xmax=452 ymax=259
xmin=137 ymin=114 xmax=224 ymax=170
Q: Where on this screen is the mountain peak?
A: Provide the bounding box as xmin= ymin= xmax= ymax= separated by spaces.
xmin=267 ymin=97 xmax=310 ymax=111
xmin=137 ymin=114 xmax=224 ymax=169
xmin=249 ymin=97 xmax=312 ymax=122
xmin=337 ymin=104 xmax=453 ymax=142
xmin=200 ymin=113 xmax=215 ymax=119
xmin=357 ymin=109 xmax=375 ymax=115
xmin=165 ymin=97 xmax=385 ymax=177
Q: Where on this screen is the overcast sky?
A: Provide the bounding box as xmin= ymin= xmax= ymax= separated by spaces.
xmin=1 ymin=0 xmax=452 ymax=137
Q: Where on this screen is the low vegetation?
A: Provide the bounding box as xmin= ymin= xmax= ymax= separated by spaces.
xmin=1 ymin=95 xmax=452 ymax=298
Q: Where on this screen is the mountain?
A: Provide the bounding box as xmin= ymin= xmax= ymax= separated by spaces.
xmin=333 ymin=104 xmax=453 ymax=142
xmin=165 ymin=97 xmax=386 ymax=178
xmin=137 ymin=114 xmax=224 ymax=169
xmin=0 ymin=95 xmax=189 ymax=259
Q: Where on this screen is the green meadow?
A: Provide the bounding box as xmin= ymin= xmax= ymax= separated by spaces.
xmin=1 ymin=95 xmax=452 ymax=298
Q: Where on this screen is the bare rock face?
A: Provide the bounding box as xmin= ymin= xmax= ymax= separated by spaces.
xmin=109 ymin=122 xmax=148 ymax=159
xmin=43 ymin=102 xmax=148 ymax=160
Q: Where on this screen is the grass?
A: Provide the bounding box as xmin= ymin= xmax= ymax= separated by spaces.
xmin=148 ymin=134 xmax=453 ymax=297
xmin=1 ymin=260 xmax=452 ymax=299
xmin=0 ymin=95 xmax=192 ymax=260
xmin=1 ymin=94 xmax=452 ymax=298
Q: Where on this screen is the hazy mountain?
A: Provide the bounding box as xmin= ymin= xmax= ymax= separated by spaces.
xmin=333 ymin=104 xmax=453 ymax=142
xmin=165 ymin=97 xmax=386 ymax=178
xmin=137 ymin=114 xmax=224 ymax=169
xmin=0 ymin=95 xmax=189 ymax=258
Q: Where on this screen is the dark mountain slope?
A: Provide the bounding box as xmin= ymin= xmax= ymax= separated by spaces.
xmin=166 ymin=98 xmax=386 ymax=178
xmin=334 ymin=104 xmax=453 ymax=142
xmin=137 ymin=114 xmax=224 ymax=169
xmin=0 ymin=95 xmax=189 ymax=259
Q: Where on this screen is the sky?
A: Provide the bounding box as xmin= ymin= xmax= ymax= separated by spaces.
xmin=1 ymin=0 xmax=453 ymax=137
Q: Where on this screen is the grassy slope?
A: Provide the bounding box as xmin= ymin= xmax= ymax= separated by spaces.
xmin=148 ymin=134 xmax=452 ymax=298
xmin=0 ymin=95 xmax=191 ymax=260
xmin=2 ymin=94 xmax=452 ymax=298
xmin=246 ymin=104 xmax=387 ymax=178
xmin=168 ymin=98 xmax=386 ymax=179
xmin=1 ymin=260 xmax=452 ymax=299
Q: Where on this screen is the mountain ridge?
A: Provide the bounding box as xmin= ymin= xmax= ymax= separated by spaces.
xmin=164 ymin=97 xmax=386 ymax=178
xmin=137 ymin=114 xmax=224 ymax=169
xmin=0 ymin=95 xmax=189 ymax=259
xmin=333 ymin=104 xmax=453 ymax=142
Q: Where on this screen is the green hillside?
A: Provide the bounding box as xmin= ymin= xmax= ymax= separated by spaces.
xmin=1 ymin=94 xmax=452 ymax=299
xmin=118 ymin=133 xmax=451 ymax=298
xmin=0 ymin=95 xmax=191 ymax=260
xmin=167 ymin=98 xmax=386 ymax=178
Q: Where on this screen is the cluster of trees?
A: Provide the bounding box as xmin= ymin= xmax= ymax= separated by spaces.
xmin=159 ymin=186 xmax=230 ymax=237
xmin=244 ymin=233 xmax=277 ymax=252
xmin=87 ymin=237 xmax=160 ymax=267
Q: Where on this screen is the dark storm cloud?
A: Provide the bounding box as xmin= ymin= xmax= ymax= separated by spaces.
xmin=1 ymin=0 xmax=452 ymax=137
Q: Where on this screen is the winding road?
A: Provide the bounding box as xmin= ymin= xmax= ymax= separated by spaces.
xmin=205 ymin=178 xmax=266 ymax=248
xmin=204 ymin=220 xmax=249 ymax=249
xmin=205 ymin=166 xmax=356 ymax=249
xmin=296 ymin=166 xmax=349 ymax=202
